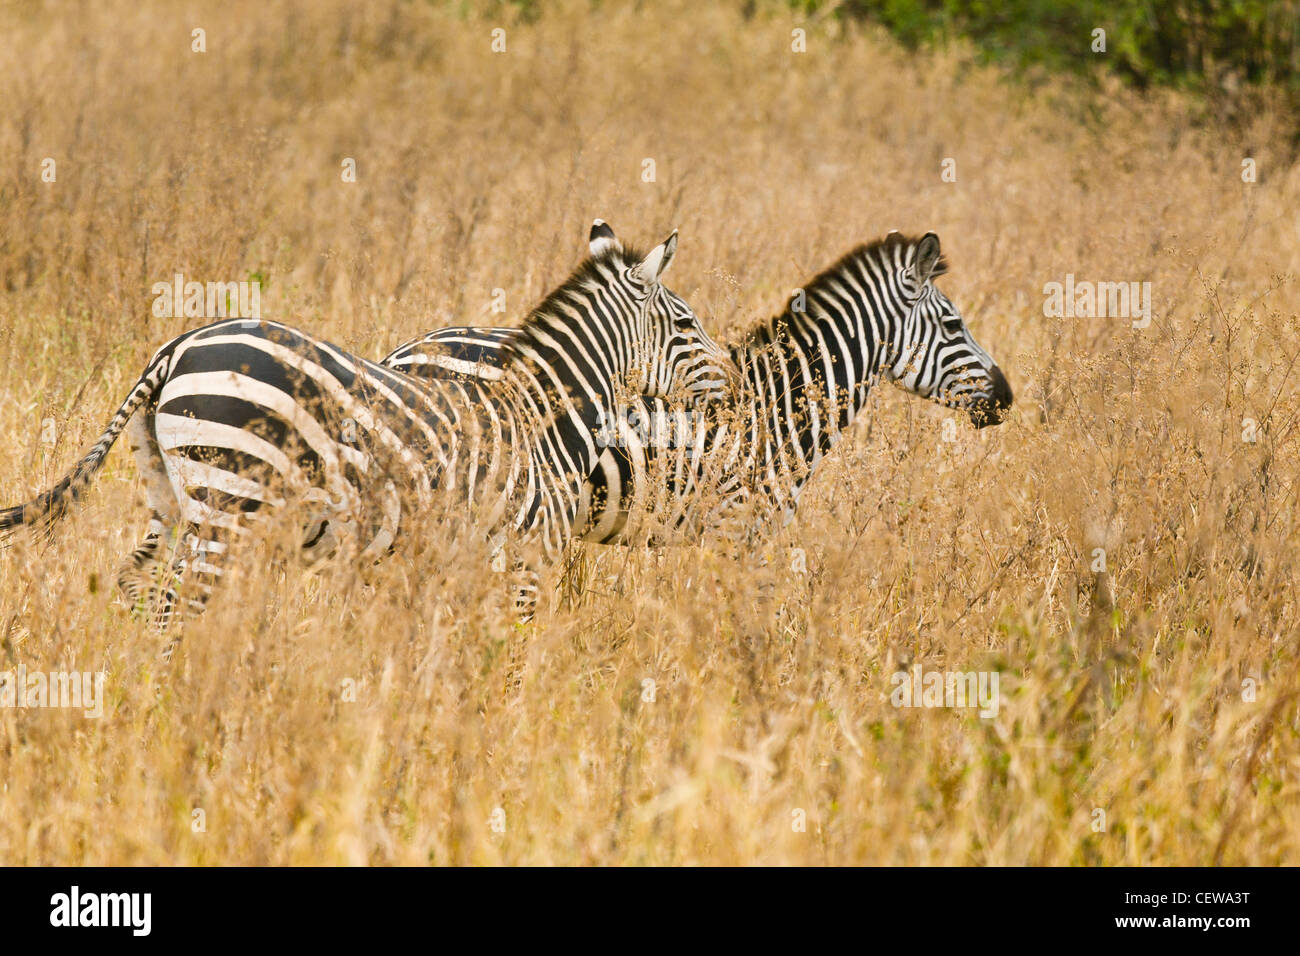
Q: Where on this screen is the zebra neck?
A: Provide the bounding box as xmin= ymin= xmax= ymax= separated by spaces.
xmin=497 ymin=355 xmax=606 ymax=489
xmin=737 ymin=306 xmax=886 ymax=467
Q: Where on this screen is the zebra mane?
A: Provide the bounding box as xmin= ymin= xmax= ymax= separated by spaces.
xmin=739 ymin=232 xmax=948 ymax=350
xmin=826 ymin=231 xmax=948 ymax=284
xmin=498 ymin=244 xmax=648 ymax=365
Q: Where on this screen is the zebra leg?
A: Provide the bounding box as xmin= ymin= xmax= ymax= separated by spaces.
xmin=497 ymin=554 xmax=538 ymax=697
xmin=118 ymin=412 xmax=189 ymax=629
xmin=488 ymin=535 xmax=540 ymax=622
xmin=509 ymin=560 xmax=540 ymax=622
xmin=299 ymin=479 xmax=401 ymax=584
xmin=120 ymin=407 xmax=258 ymax=630
xmin=297 ymin=492 xmax=344 ymax=568
xmin=117 ymin=523 xmax=185 ymax=629
xmin=117 ymin=521 xmax=229 ymax=638
xmin=118 ymin=410 xmax=236 ymax=633
xmin=172 ymin=526 xmax=230 ymax=623
xmin=355 ymin=479 xmax=402 ymax=563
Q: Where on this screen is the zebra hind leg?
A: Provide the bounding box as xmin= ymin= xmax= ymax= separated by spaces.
xmin=117 ymin=518 xmax=186 ymax=631
xmin=118 ymin=410 xmax=197 ymax=639
xmin=117 ymin=522 xmax=229 ymax=650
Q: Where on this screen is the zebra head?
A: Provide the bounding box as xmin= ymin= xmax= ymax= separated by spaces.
xmin=883 ymin=232 xmax=1013 ymax=428
xmin=586 ymin=220 xmax=734 ymax=403
xmin=503 ymin=221 xmax=735 ymax=411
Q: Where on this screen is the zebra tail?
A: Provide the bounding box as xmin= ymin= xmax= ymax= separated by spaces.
xmin=0 ymin=348 xmax=172 ymax=545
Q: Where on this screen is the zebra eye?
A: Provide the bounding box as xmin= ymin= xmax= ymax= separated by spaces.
xmin=674 ymin=316 xmax=696 ymax=331
xmin=941 ymin=318 xmax=965 ymax=335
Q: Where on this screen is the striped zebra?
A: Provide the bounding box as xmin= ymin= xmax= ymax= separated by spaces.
xmin=382 ymin=231 xmax=1012 ymax=545
xmin=0 ymin=223 xmax=735 ymax=625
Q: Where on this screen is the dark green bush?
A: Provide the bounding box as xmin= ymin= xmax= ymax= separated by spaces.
xmin=796 ymin=0 xmax=1299 ymax=94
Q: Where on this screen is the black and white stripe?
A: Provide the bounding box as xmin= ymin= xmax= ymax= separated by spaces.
xmin=382 ymin=231 xmax=1013 ymax=545
xmin=1 ymin=224 xmax=735 ymax=624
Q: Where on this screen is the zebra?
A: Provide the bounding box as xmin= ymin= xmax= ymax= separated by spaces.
xmin=0 ymin=222 xmax=735 ymax=625
xmin=380 ymin=230 xmax=1013 ymax=546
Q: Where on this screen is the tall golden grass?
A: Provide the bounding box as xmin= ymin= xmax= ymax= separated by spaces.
xmin=0 ymin=0 xmax=1297 ymax=865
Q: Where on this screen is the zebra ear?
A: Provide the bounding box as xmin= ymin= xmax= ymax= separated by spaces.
xmin=589 ymin=219 xmax=621 ymax=257
xmin=913 ymin=233 xmax=943 ymax=284
xmin=635 ymin=230 xmax=678 ymax=284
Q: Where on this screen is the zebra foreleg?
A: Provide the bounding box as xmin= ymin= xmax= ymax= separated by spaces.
xmin=508 ymin=560 xmax=540 ymax=622
xmin=487 ymin=535 xmax=540 ymax=622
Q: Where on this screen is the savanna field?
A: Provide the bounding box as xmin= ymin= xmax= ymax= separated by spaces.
xmin=0 ymin=0 xmax=1298 ymax=865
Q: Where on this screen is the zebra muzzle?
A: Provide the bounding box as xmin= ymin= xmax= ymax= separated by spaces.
xmin=969 ymin=364 xmax=1013 ymax=428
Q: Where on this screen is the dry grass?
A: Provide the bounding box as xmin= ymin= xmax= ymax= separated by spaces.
xmin=1 ymin=0 xmax=1298 ymax=865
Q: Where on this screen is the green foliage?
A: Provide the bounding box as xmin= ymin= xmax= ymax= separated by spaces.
xmin=804 ymin=0 xmax=1300 ymax=94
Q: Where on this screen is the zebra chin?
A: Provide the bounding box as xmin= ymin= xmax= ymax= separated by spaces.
xmin=966 ymin=364 xmax=1013 ymax=428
